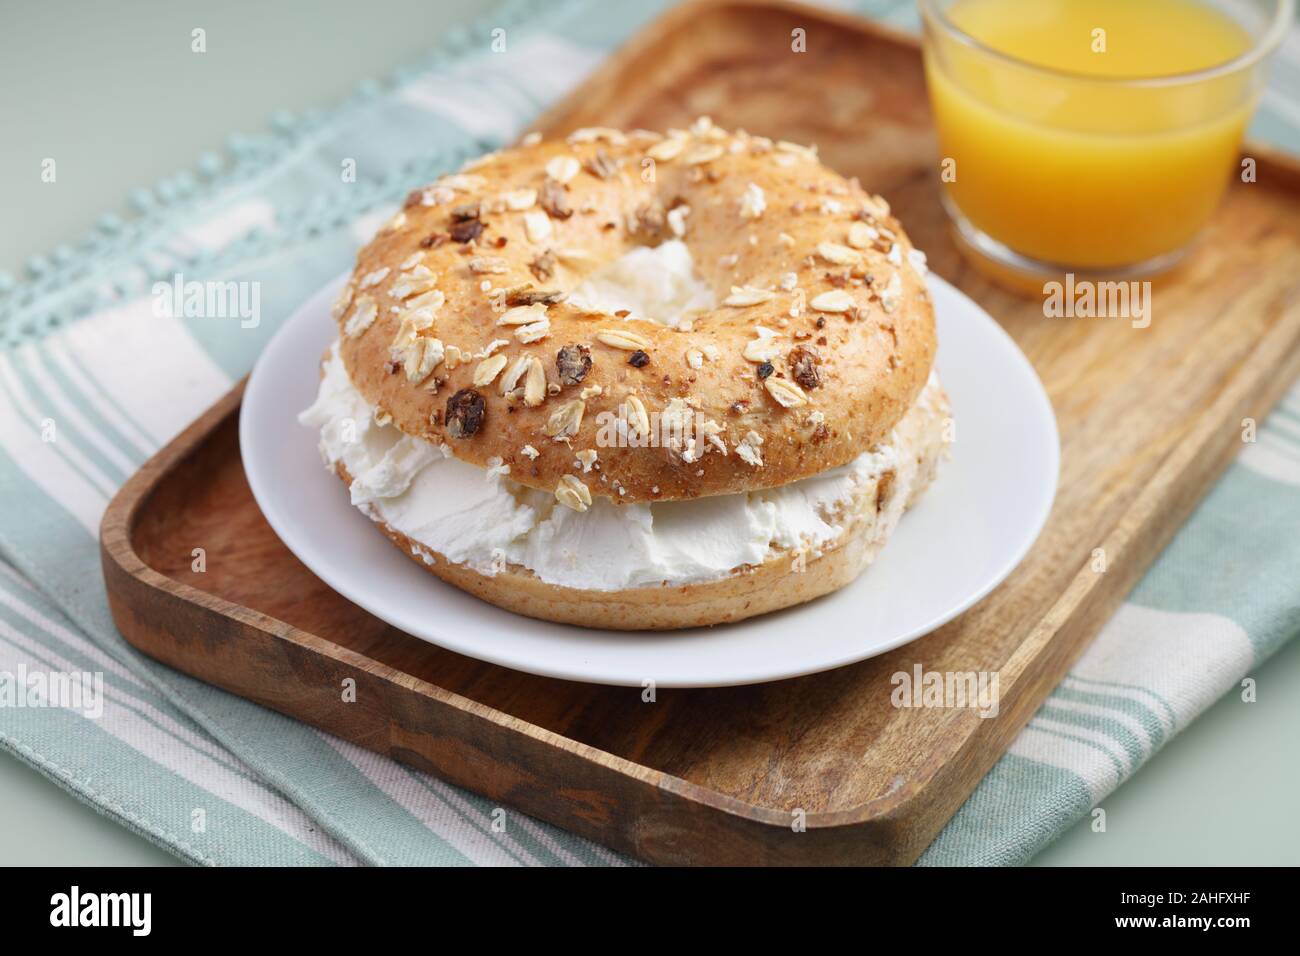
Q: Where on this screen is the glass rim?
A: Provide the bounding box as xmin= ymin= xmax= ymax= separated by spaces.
xmin=918 ymin=0 xmax=1296 ymax=87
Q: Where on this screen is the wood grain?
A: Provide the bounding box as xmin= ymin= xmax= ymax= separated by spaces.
xmin=100 ymin=0 xmax=1300 ymax=865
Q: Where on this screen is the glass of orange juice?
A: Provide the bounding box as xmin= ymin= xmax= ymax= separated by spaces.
xmin=920 ymin=0 xmax=1294 ymax=281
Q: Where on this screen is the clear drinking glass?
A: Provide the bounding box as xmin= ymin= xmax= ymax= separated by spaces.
xmin=919 ymin=0 xmax=1294 ymax=281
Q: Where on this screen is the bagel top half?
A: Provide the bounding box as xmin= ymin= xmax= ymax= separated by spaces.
xmin=331 ymin=118 xmax=935 ymax=505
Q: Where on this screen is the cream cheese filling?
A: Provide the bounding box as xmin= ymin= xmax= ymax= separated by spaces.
xmin=299 ymin=345 xmax=941 ymax=592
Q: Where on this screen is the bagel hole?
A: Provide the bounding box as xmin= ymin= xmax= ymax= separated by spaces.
xmin=565 ymin=239 xmax=715 ymax=329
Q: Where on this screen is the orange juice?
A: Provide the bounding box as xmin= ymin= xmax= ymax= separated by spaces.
xmin=923 ymin=0 xmax=1256 ymax=270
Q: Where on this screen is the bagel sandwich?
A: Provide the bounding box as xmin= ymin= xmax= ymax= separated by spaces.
xmin=300 ymin=119 xmax=950 ymax=630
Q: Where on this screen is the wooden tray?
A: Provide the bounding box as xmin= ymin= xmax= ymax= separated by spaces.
xmin=101 ymin=0 xmax=1300 ymax=865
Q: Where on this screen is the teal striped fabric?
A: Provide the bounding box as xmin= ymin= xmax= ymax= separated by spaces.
xmin=1 ymin=0 xmax=1297 ymax=866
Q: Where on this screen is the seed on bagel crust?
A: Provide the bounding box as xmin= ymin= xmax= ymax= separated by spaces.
xmin=659 ymin=397 xmax=701 ymax=463
xmin=391 ymin=309 xmax=434 ymax=351
xmin=440 ymin=174 xmax=487 ymax=193
xmin=498 ymin=303 xmax=548 ymax=326
xmin=739 ymin=182 xmax=766 ymax=220
xmin=468 ymin=256 xmax=509 ymax=275
xmin=556 ymin=344 xmax=592 ymax=385
xmin=537 ymin=178 xmax=572 ymax=220
xmin=817 ymin=241 xmax=863 ymax=266
xmin=621 ymin=201 xmax=661 ymax=240
xmin=764 ymin=375 xmax=809 ymax=408
xmin=472 ymin=353 xmax=509 ymax=387
xmin=399 ymin=337 xmax=444 ymax=383
xmin=554 ymin=474 xmax=592 ymax=512
xmin=545 ymin=155 xmax=580 ymax=183
xmin=646 ymin=137 xmax=685 ymax=162
xmin=529 ymin=250 xmax=556 ymax=280
xmin=596 ymin=328 xmax=651 ymax=351
xmin=422 ymin=184 xmax=454 ymax=206
xmin=585 ymin=150 xmax=620 ymax=180
xmin=389 ymin=268 xmax=439 ymax=299
xmin=544 ymin=399 xmax=585 ymax=440
xmin=811 ymin=289 xmax=855 ymax=313
xmin=682 ymin=143 xmax=724 ymax=165
xmin=515 ymin=318 xmax=551 ymax=343
xmin=776 ymin=140 xmax=817 ymax=160
xmin=666 ymin=205 xmax=690 ymax=237
xmin=499 ymin=354 xmax=531 ymax=395
xmin=724 ymin=286 xmax=776 ymax=307
xmin=505 ymin=286 xmax=565 ymax=307
xmin=700 ymin=418 xmax=727 ymax=455
xmin=523 ymin=210 xmax=553 ymax=243
xmin=331 ymin=282 xmax=355 ymax=320
xmin=880 ymin=272 xmax=904 ymax=314
xmin=523 ymin=356 xmax=547 ymax=406
xmin=743 ymin=330 xmax=781 ymax=363
xmin=735 ymin=430 xmax=764 ymax=467
xmin=554 ymin=246 xmax=598 ymax=267
xmin=847 ymin=221 xmax=878 ymax=249
xmin=359 ymin=267 xmax=390 ymax=290
xmin=624 ymin=394 xmax=651 ymax=439
xmin=442 ymin=345 xmax=467 ymax=371
xmin=690 ymin=115 xmax=717 ymax=137
xmin=628 ymin=350 xmax=650 ymax=368
xmin=568 ymin=126 xmax=627 ymax=146
xmin=445 ymin=389 xmax=485 ymax=438
xmin=756 ymin=361 xmax=774 ymax=380
xmin=500 ymin=188 xmax=537 ymax=211
xmin=909 ymin=248 xmax=929 ymax=277
xmin=860 ymin=195 xmax=891 ymax=219
xmin=344 ymin=296 xmax=378 ymax=338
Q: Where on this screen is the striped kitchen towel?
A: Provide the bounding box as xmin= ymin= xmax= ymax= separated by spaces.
xmin=0 ymin=0 xmax=1298 ymax=866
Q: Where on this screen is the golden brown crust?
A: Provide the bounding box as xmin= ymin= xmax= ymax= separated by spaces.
xmin=334 ymin=119 xmax=935 ymax=505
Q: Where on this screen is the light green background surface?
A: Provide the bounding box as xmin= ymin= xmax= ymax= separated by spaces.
xmin=1 ymin=0 xmax=1297 ymax=866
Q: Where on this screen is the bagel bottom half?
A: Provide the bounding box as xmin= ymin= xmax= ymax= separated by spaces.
xmin=329 ymin=383 xmax=949 ymax=631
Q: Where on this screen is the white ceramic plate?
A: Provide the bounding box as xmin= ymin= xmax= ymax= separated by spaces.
xmin=241 ymin=273 xmax=1058 ymax=687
